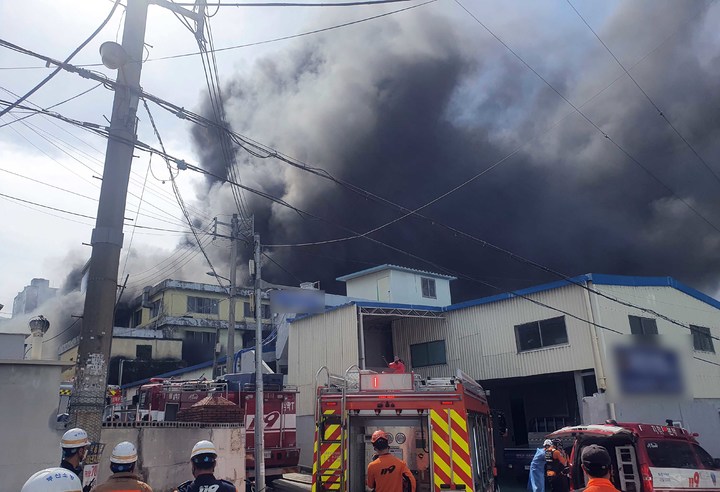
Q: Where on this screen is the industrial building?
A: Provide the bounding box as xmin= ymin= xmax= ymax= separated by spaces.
xmin=288 ymin=265 xmax=720 ymax=468
xmin=12 ymin=278 xmax=58 ymax=316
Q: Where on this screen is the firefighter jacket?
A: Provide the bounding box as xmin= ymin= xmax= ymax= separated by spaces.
xmin=176 ymin=473 xmax=237 ymax=492
xmin=60 ymin=460 xmax=91 ymax=492
xmin=367 ymin=453 xmax=416 ymax=492
xmin=388 ymin=360 xmax=406 ymax=374
xmin=545 ymin=447 xmax=568 ymax=477
xmin=92 ymin=472 xmax=153 ymax=492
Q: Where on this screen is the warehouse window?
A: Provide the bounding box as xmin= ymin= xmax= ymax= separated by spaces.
xmin=410 ymin=340 xmax=446 ymax=367
xmin=131 ymin=309 xmax=142 ymax=328
xmin=629 ymin=315 xmax=658 ymax=335
xmin=187 ymin=296 xmax=219 ymax=315
xmin=421 ymin=277 xmax=437 ymax=299
xmin=515 ymin=316 xmax=568 ymax=352
xmin=136 ymin=345 xmax=152 ymax=360
xmin=691 ymin=325 xmax=715 ymax=353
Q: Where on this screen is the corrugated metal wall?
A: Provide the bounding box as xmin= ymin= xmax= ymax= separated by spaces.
xmin=592 ymin=284 xmax=720 ymax=398
xmin=393 ymin=285 xmax=597 ymax=380
xmin=288 ymin=304 xmax=359 ymax=416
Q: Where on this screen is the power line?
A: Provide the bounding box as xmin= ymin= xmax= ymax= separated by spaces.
xmin=121 ymin=153 xmax=153 ymax=280
xmin=0 ymin=167 xmax=96 ymax=201
xmin=6 ymin=41 xmax=720 ymax=347
xmin=262 ymin=251 xmax=303 ymax=284
xmin=0 ymin=0 xmax=121 ymax=118
xmin=0 ymin=0 xmax=437 ymax=69
xmin=565 ymin=0 xmax=720 ymax=187
xmin=141 ymin=97 xmax=229 ymax=294
xmin=0 ymin=83 xmax=103 ymax=129
xmin=174 ymin=0 xmax=418 ymax=5
xmin=453 ymin=0 xmax=720 ymax=236
xmin=43 ymin=318 xmax=81 ymax=344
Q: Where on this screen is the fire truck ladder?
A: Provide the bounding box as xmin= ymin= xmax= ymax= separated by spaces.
xmin=314 ymin=366 xmax=349 ymax=491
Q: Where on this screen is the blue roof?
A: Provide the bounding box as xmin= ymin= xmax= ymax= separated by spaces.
xmin=294 ymin=273 xmax=720 ymax=321
xmin=446 ymin=273 xmax=720 ymax=312
xmin=336 ymin=264 xmax=456 ymax=282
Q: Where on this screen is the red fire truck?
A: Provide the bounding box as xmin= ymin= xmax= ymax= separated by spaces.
xmin=312 ymin=367 xmax=498 ymax=492
xmin=135 ymin=373 xmax=299 ymax=483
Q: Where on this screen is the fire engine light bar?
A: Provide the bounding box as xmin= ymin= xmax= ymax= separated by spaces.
xmin=440 ymin=401 xmax=453 ymax=405
xmin=326 ymin=401 xmax=338 ymax=406
xmin=359 ymin=373 xmax=414 ymax=391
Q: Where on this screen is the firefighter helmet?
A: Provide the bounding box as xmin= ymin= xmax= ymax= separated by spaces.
xmin=371 ymin=430 xmax=388 ymax=443
xmin=110 ymin=441 xmax=138 ymax=464
xmin=61 ymin=428 xmax=90 ymax=449
xmin=191 ymin=440 xmax=218 ymax=461
xmin=21 ymin=467 xmax=82 ymax=492
xmin=543 ymin=439 xmax=553 ymax=447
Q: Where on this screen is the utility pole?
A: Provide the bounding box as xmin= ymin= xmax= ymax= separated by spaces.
xmin=226 ymin=213 xmax=239 ymax=374
xmin=69 ymin=0 xmax=205 ymax=445
xmin=253 ymin=232 xmax=266 ymax=491
xmin=70 ymin=0 xmax=149 ymax=444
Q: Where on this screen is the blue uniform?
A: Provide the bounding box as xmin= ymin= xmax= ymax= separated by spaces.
xmin=176 ymin=474 xmax=237 ymax=492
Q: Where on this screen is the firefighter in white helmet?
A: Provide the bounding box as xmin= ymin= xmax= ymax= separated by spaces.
xmin=175 ymin=440 xmax=237 ymax=492
xmin=59 ymin=428 xmax=90 ymax=484
xmin=93 ymin=441 xmax=153 ymax=492
xmin=21 ymin=467 xmax=83 ymax=492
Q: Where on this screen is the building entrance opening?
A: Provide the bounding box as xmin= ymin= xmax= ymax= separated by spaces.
xmin=347 ymin=416 xmax=431 ymax=492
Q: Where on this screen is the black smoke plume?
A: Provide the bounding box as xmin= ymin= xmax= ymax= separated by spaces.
xmin=191 ymin=1 xmax=720 ymax=300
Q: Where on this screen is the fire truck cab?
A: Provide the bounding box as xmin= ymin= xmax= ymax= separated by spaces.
xmin=548 ymin=421 xmax=720 ymax=492
xmin=312 ymin=367 xmax=497 ymax=492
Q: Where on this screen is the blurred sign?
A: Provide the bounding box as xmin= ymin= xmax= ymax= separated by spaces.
xmin=83 ymin=464 xmax=99 ymax=490
xmin=270 ymin=289 xmax=324 ymax=314
xmin=614 ymin=343 xmax=684 ymax=395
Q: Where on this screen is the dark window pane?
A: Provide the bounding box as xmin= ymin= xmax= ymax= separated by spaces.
xmin=692 ymin=444 xmax=716 ymax=469
xmin=421 ymin=278 xmax=436 ymax=299
xmin=582 ymin=373 xmax=598 ymax=397
xmin=539 ymin=317 xmax=568 ymax=346
xmin=691 ymin=325 xmax=715 ymax=353
xmin=516 ymin=322 xmax=541 ymax=352
xmin=411 ymin=343 xmax=428 ymax=367
xmin=629 ymin=315 xmax=658 ymax=335
xmin=244 ymin=302 xmax=252 ymax=317
xmin=136 ymin=345 xmax=152 ymax=360
xmin=645 ymin=441 xmax=698 ymax=469
xmin=427 ymin=340 xmax=446 ymax=365
xmin=261 ymin=304 xmax=272 ymax=319
xmin=187 ymin=296 xmax=219 ymax=315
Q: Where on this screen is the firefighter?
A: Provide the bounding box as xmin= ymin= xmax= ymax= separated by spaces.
xmin=387 ymin=356 xmax=406 ymax=374
xmin=580 ymin=445 xmax=619 ymax=492
xmin=544 ymin=439 xmax=569 ymax=492
xmin=60 ymin=428 xmax=90 ymax=480
xmin=21 ymin=467 xmax=83 ymax=492
xmin=367 ymin=430 xmax=416 ymax=492
xmin=93 ymin=441 xmax=153 ymax=492
xmin=175 ymin=440 xmax=237 ymax=492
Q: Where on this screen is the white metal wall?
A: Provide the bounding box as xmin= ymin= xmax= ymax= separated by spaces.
xmin=390 ymin=270 xmax=451 ymax=307
xmin=591 ymin=284 xmax=720 ymax=398
xmin=288 ymin=304 xmax=359 ymax=416
xmin=393 ymin=285 xmax=597 ymax=380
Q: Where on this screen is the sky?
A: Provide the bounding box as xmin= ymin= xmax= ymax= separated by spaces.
xmin=2 ymin=0 xmax=720 ymax=339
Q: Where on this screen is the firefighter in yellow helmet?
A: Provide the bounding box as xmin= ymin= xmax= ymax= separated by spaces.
xmin=21 ymin=467 xmax=83 ymax=492
xmin=367 ymin=430 xmax=416 ymax=492
xmin=175 ymin=440 xmax=237 ymax=492
xmin=93 ymin=441 xmax=153 ymax=492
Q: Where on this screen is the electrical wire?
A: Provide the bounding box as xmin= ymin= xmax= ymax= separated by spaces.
xmin=141 ymin=97 xmax=229 ymax=294
xmin=454 ymin=0 xmax=720 ymax=236
xmin=565 ymin=0 xmax=720 ymax=187
xmin=6 ymin=41 xmax=720 ymax=348
xmin=0 ymin=0 xmax=437 ymax=69
xmin=0 ymin=83 xmax=103 ymax=129
xmin=262 ymin=251 xmax=303 ymax=284
xmin=173 ymin=0 xmax=418 ymax=5
xmin=121 ymin=153 xmax=153 ymax=280
xmin=43 ymin=318 xmax=81 ymax=344
xmin=0 ymin=0 xmax=121 ymax=118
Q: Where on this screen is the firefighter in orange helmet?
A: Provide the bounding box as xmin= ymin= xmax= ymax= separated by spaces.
xmin=367 ymin=430 xmax=416 ymax=492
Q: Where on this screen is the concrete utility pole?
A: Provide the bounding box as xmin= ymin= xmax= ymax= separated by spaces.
xmin=226 ymin=213 xmax=239 ymax=374
xmin=70 ymin=0 xmax=149 ymax=443
xmin=253 ymin=232 xmax=266 ymax=491
xmin=69 ymin=0 xmax=206 ymax=444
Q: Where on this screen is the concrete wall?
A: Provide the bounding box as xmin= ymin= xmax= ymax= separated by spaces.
xmin=98 ymin=425 xmax=245 ymax=492
xmin=0 ymin=332 xmax=26 ymax=358
xmin=111 ymin=337 xmax=183 ymax=359
xmin=0 ymin=360 xmax=73 ymax=492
